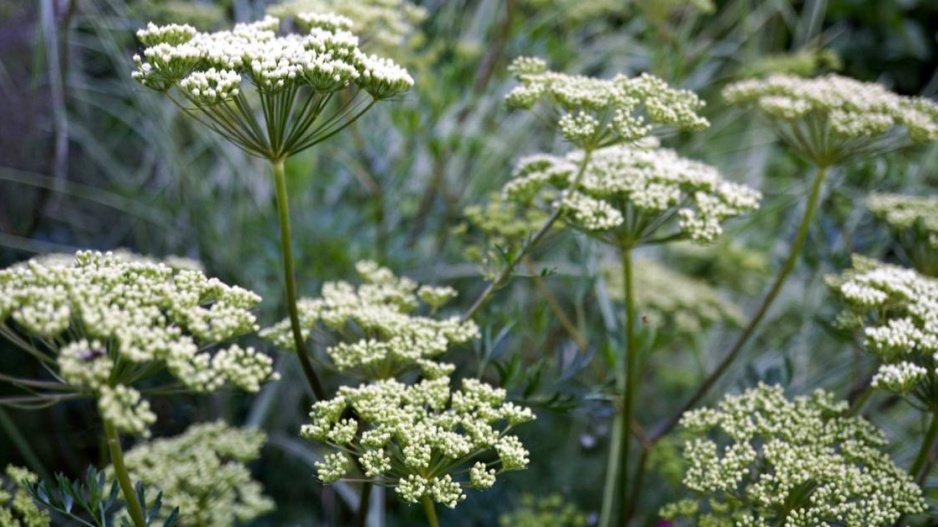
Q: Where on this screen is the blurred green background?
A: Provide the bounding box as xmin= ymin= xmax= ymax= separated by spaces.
xmin=1 ymin=0 xmax=937 ymax=525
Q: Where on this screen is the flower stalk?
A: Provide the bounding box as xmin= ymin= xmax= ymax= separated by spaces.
xmin=654 ymin=165 xmax=828 ymax=441
xmin=422 ymin=495 xmax=439 ymax=527
xmin=910 ymin=410 xmax=938 ymax=481
xmin=272 ymin=159 xmax=327 ymax=401
xmin=104 ymin=420 xmax=147 ymax=527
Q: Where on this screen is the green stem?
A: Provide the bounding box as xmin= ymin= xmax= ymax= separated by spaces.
xmin=103 ymin=421 xmax=146 ymax=527
xmin=619 ymin=245 xmax=637 ymax=524
xmin=422 ymin=496 xmax=439 ymax=527
xmin=598 ymin=412 xmax=623 ymax=527
xmin=462 ymin=148 xmax=594 ymax=323
xmin=910 ymin=410 xmax=938 ymax=480
xmin=599 ymin=245 xmax=637 ymax=527
xmin=355 ymin=482 xmax=372 ymax=527
xmin=272 ymin=159 xmax=327 ymax=401
xmin=653 ymin=165 xmax=828 ymax=441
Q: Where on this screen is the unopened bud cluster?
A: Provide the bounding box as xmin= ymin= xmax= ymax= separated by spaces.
xmin=261 ymin=261 xmax=478 ymax=379
xmin=506 ymin=57 xmax=709 ymax=148
xmin=0 ymin=251 xmax=277 ymax=436
xmin=303 ymin=376 xmax=535 ymax=508
xmin=663 ymin=384 xmax=926 ymax=526
xmin=504 ymin=145 xmax=760 ymax=244
xmin=827 ymin=256 xmax=938 ymax=398
xmin=119 ymin=422 xmax=274 ymax=527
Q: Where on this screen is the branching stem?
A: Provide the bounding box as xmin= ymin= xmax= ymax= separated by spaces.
xmin=652 ymin=165 xmax=828 ymax=442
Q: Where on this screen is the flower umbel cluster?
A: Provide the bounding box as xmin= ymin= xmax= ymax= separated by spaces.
xmin=303 ymin=376 xmax=535 ymax=509
xmin=503 ymin=144 xmax=761 ymax=245
xmin=867 ymin=193 xmax=938 ymax=276
xmin=828 ymin=256 xmax=938 ymax=398
xmin=506 ymin=57 xmax=709 ymax=148
xmin=605 ymin=259 xmax=744 ymax=335
xmin=119 ymin=422 xmax=274 ymax=527
xmin=724 ymin=74 xmax=938 ymax=163
xmin=0 ymin=251 xmax=277 ymax=436
xmin=132 ymin=14 xmax=413 ymax=159
xmin=456 ymin=193 xmax=551 ymax=279
xmin=261 ymin=261 xmax=477 ymax=380
xmin=498 ymin=494 xmax=587 ymax=527
xmin=662 ymin=384 xmax=926 ymax=526
xmin=0 ymin=466 xmax=50 ymax=527
xmin=268 ymin=0 xmax=426 ymax=50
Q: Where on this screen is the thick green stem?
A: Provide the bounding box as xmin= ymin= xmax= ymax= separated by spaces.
xmin=104 ymin=421 xmax=146 ymax=527
xmin=598 ymin=412 xmax=623 ymax=527
xmin=599 ymin=246 xmax=636 ymax=527
xmin=619 ymin=246 xmax=637 ymax=524
xmin=422 ymin=496 xmax=439 ymax=527
xmin=910 ymin=410 xmax=938 ymax=480
xmin=272 ymin=159 xmax=327 ymax=401
xmin=653 ymin=166 xmax=828 ymax=441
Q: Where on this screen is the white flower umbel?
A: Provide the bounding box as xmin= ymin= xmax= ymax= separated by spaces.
xmin=270 ymin=0 xmax=426 ymax=51
xmin=662 ymin=384 xmax=926 ymax=526
xmin=867 ymin=192 xmax=938 ymax=276
xmin=261 ymin=261 xmax=478 ymax=380
xmin=132 ymin=14 xmax=413 ymax=160
xmin=828 ymin=255 xmax=938 ymax=402
xmin=498 ymin=494 xmax=587 ymax=527
xmin=119 ymin=422 xmax=274 ymax=527
xmin=724 ymin=74 xmax=938 ymax=164
xmin=300 ymin=376 xmax=535 ymax=509
xmin=506 ymin=57 xmax=709 ymax=149
xmin=0 ymin=251 xmax=277 ymax=437
xmin=503 ymin=144 xmax=761 ymax=246
xmin=604 ymin=259 xmax=744 ymax=336
xmin=0 ymin=466 xmax=51 ymax=527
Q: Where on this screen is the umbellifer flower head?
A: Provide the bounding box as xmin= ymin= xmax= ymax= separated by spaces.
xmin=867 ymin=192 xmax=938 ymax=276
xmin=132 ymin=14 xmax=413 ymax=159
xmin=0 ymin=465 xmax=50 ymax=527
xmin=724 ymin=74 xmax=938 ymax=164
xmin=503 ymin=144 xmax=761 ymax=245
xmin=268 ymin=0 xmax=427 ymax=50
xmin=261 ymin=261 xmax=478 ymax=380
xmin=506 ymin=57 xmax=709 ymax=149
xmin=498 ymin=494 xmax=587 ymax=527
xmin=301 ymin=376 xmax=535 ymax=509
xmin=119 ymin=421 xmax=274 ymax=527
xmin=662 ymin=383 xmax=926 ymax=526
xmin=827 ymin=255 xmax=938 ymax=400
xmin=0 ymin=251 xmax=277 ymax=436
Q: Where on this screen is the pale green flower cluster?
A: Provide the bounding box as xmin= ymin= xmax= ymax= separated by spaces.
xmin=0 ymin=251 xmax=277 ymax=436
xmin=498 ymin=494 xmax=587 ymax=527
xmin=724 ymin=74 xmax=938 ymax=162
xmin=867 ymin=192 xmax=938 ymax=250
xmin=503 ymin=144 xmax=761 ymax=244
xmin=827 ymin=256 xmax=938 ymax=397
xmin=663 ymin=384 xmax=926 ymax=526
xmin=120 ymin=422 xmax=274 ymax=527
xmin=261 ymin=261 xmax=478 ymax=379
xmin=457 ymin=193 xmax=551 ymax=278
xmin=605 ymin=259 xmax=743 ymax=335
xmin=268 ymin=0 xmax=426 ymax=49
xmin=132 ymin=16 xmax=413 ymax=99
xmin=505 ymin=57 xmax=709 ymax=148
xmin=303 ymin=376 xmax=536 ymax=509
xmin=0 ymin=466 xmax=50 ymax=527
